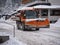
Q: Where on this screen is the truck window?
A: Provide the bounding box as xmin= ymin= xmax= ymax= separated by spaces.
xmin=41 ymin=9 xmax=48 ymax=16
xmin=25 ymin=10 xmax=36 ymax=19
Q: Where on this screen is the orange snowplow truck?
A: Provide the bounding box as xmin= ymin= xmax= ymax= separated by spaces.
xmin=16 ymin=7 xmax=50 ymax=31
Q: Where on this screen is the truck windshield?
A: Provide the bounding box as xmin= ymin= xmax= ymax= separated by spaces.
xmin=25 ymin=10 xmax=36 ymax=19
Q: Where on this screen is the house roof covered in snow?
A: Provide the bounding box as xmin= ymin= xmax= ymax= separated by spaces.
xmin=34 ymin=5 xmax=60 ymax=9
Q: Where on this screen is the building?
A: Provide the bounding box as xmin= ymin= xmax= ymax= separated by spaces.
xmin=49 ymin=0 xmax=60 ymax=5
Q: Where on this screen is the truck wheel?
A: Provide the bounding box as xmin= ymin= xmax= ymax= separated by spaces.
xmin=19 ymin=23 xmax=26 ymax=31
xmin=16 ymin=21 xmax=21 ymax=29
xmin=16 ymin=21 xmax=25 ymax=30
xmin=36 ymin=28 xmax=39 ymax=30
xmin=46 ymin=25 xmax=50 ymax=28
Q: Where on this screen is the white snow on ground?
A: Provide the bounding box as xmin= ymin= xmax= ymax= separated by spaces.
xmin=51 ymin=18 xmax=60 ymax=27
xmin=50 ymin=18 xmax=60 ymax=30
xmin=0 ymin=32 xmax=27 ymax=45
xmin=15 ymin=29 xmax=60 ymax=45
xmin=15 ymin=23 xmax=60 ymax=45
xmin=0 ymin=18 xmax=16 ymax=36
xmin=0 ymin=19 xmax=27 ymax=45
xmin=0 ymin=36 xmax=27 ymax=45
xmin=0 ymin=18 xmax=60 ymax=45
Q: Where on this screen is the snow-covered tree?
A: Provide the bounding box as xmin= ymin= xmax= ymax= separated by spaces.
xmin=2 ymin=0 xmax=20 ymax=15
xmin=2 ymin=0 xmax=13 ymax=15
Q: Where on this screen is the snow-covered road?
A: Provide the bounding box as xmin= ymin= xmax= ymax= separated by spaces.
xmin=15 ymin=28 xmax=60 ymax=45
xmin=0 ymin=19 xmax=60 ymax=45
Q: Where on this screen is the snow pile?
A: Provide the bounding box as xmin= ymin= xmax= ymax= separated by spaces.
xmin=0 ymin=32 xmax=11 ymax=36
xmin=51 ymin=18 xmax=60 ymax=28
xmin=0 ymin=18 xmax=16 ymax=29
xmin=0 ymin=32 xmax=27 ymax=45
xmin=0 ymin=37 xmax=27 ymax=45
xmin=54 ymin=18 xmax=60 ymax=27
xmin=0 ymin=19 xmax=27 ymax=45
xmin=0 ymin=18 xmax=17 ymax=36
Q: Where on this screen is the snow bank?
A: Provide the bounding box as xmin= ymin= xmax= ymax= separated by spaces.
xmin=54 ymin=18 xmax=60 ymax=27
xmin=0 ymin=18 xmax=27 ymax=45
xmin=0 ymin=18 xmax=17 ymax=36
xmin=0 ymin=32 xmax=27 ymax=45
xmin=0 ymin=18 xmax=17 ymax=30
xmin=0 ymin=37 xmax=27 ymax=45
xmin=51 ymin=18 xmax=60 ymax=28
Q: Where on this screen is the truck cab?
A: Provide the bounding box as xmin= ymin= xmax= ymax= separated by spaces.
xmin=16 ymin=7 xmax=50 ymax=31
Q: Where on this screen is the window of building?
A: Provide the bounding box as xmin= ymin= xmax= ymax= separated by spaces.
xmin=51 ymin=9 xmax=60 ymax=16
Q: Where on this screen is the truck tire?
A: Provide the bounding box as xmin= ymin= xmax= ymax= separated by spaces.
xmin=36 ymin=28 xmax=39 ymax=30
xmin=16 ymin=21 xmax=21 ymax=29
xmin=46 ymin=25 xmax=50 ymax=28
xmin=18 ymin=23 xmax=26 ymax=31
